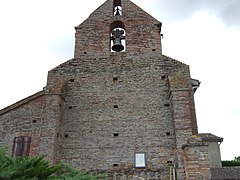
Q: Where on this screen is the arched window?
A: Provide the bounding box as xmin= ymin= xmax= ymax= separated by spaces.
xmin=110 ymin=21 xmax=126 ymax=52
xmin=113 ymin=0 xmax=122 ymax=16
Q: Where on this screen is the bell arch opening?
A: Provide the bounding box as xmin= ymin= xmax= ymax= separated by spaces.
xmin=110 ymin=21 xmax=126 ymax=52
xmin=113 ymin=0 xmax=122 ymax=16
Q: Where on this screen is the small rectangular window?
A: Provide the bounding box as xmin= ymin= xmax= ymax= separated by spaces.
xmin=12 ymin=136 xmax=31 ymax=157
xmin=135 ymin=152 xmax=146 ymax=168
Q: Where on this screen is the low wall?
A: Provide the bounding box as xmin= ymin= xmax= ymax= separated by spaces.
xmin=211 ymin=167 xmax=240 ymax=179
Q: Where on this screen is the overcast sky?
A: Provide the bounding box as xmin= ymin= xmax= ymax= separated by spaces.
xmin=0 ymin=0 xmax=240 ymax=160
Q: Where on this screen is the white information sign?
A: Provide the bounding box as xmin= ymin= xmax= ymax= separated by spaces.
xmin=135 ymin=153 xmax=146 ymax=168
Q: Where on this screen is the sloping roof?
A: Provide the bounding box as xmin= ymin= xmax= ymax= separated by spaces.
xmin=0 ymin=91 xmax=44 ymax=115
xmin=162 ymin=55 xmax=188 ymax=67
xmin=199 ymin=133 xmax=223 ymax=142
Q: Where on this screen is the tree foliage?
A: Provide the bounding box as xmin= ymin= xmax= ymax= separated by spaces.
xmin=0 ymin=148 xmax=106 ymax=180
xmin=222 ymin=155 xmax=240 ymax=167
xmin=234 ymin=156 xmax=240 ymax=161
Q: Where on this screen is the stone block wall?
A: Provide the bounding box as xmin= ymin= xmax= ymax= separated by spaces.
xmin=39 ymin=93 xmax=64 ymax=163
xmin=0 ymin=90 xmax=64 ymax=163
xmin=168 ymin=67 xmax=198 ymax=179
xmin=0 ymin=92 xmax=44 ymax=156
xmin=74 ymin=0 xmax=162 ymax=58
xmin=0 ymin=0 xmax=208 ymax=179
xmin=45 ymin=50 xmax=195 ymax=179
xmin=211 ymin=167 xmax=240 ymax=179
xmin=183 ymin=137 xmax=211 ymax=180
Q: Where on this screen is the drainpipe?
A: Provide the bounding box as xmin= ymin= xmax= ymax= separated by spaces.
xmin=170 ymin=166 xmax=172 ymax=180
xmin=173 ymin=162 xmax=176 ymax=180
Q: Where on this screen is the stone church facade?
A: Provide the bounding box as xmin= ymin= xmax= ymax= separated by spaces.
xmin=0 ymin=0 xmax=228 ymax=179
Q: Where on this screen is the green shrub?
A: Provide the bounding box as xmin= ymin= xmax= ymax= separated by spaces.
xmin=222 ymin=160 xmax=240 ymax=166
xmin=0 ymin=148 xmax=107 ymax=180
xmin=0 ymin=148 xmax=61 ymax=180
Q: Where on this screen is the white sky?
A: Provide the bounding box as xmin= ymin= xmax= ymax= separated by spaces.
xmin=0 ymin=0 xmax=240 ymax=160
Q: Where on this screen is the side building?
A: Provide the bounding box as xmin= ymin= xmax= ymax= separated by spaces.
xmin=0 ymin=0 xmax=226 ymax=179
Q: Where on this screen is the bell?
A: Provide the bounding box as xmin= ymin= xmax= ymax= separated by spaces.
xmin=111 ymin=29 xmax=125 ymax=52
xmin=115 ymin=7 xmax=121 ymax=16
xmin=112 ymin=37 xmax=124 ymax=52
